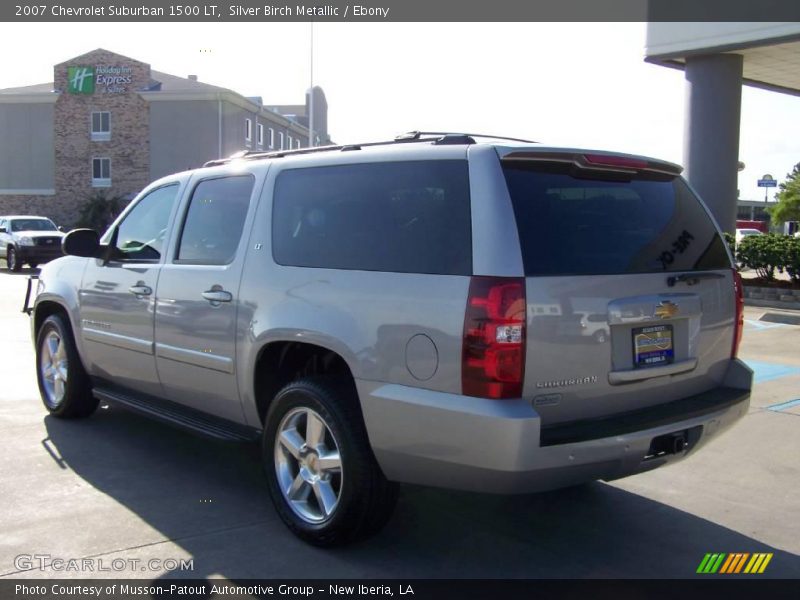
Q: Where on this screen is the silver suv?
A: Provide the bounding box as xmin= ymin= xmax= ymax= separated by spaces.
xmin=28 ymin=132 xmax=752 ymax=545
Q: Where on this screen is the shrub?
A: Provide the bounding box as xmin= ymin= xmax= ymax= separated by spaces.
xmin=75 ymin=192 xmax=122 ymax=233
xmin=782 ymin=236 xmax=800 ymax=283
xmin=736 ymin=234 xmax=783 ymax=281
xmin=723 ymin=232 xmax=737 ymax=268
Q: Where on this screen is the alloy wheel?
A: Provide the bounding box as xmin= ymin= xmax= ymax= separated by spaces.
xmin=40 ymin=330 xmax=68 ymax=408
xmin=274 ymin=407 xmax=343 ymax=523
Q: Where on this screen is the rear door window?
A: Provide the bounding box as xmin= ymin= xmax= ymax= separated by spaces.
xmin=502 ymin=161 xmax=729 ymax=276
xmin=272 ymin=160 xmax=472 ymax=275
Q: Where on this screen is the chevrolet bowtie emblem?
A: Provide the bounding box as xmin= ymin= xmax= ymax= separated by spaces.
xmin=654 ymin=300 xmax=678 ymax=319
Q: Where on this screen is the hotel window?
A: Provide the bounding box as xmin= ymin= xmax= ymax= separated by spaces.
xmin=257 ymin=123 xmax=264 ymax=147
xmin=91 ymin=111 xmax=111 ymax=141
xmin=279 ymin=132 xmax=285 ymax=150
xmin=245 ymin=118 xmax=252 ymax=143
xmin=92 ymin=158 xmax=111 ymax=187
xmin=269 ymin=128 xmax=275 ymax=149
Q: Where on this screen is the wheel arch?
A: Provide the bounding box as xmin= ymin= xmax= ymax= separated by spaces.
xmin=32 ymin=298 xmax=90 ymax=372
xmin=251 ymin=339 xmax=361 ymax=427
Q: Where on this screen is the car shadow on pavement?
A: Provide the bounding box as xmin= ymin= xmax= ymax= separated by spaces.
xmin=42 ymin=405 xmax=800 ymax=580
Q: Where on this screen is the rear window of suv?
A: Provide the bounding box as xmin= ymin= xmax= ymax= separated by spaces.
xmin=502 ymin=161 xmax=730 ymax=276
xmin=272 ymin=160 xmax=472 ymax=275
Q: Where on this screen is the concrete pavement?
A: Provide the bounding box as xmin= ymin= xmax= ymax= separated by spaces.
xmin=1 ymin=269 xmax=798 ymax=580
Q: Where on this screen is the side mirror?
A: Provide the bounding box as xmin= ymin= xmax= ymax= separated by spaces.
xmin=62 ymin=228 xmax=101 ymax=258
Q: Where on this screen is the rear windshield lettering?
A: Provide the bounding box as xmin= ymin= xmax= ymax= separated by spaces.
xmin=659 ymin=230 xmax=695 ymax=270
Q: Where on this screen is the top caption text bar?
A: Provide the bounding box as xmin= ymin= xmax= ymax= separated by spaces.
xmin=4 ymin=0 xmax=800 ymax=22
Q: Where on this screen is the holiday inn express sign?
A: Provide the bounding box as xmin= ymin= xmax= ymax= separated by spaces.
xmin=67 ymin=65 xmax=133 ymax=94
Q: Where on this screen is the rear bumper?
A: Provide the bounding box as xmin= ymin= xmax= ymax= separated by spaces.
xmin=358 ymin=359 xmax=752 ymax=493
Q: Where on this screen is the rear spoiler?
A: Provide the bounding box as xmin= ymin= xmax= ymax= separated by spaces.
xmin=501 ymin=151 xmax=683 ymax=177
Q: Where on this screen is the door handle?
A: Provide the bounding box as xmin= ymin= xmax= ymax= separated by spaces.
xmin=129 ymin=285 xmax=152 ymax=296
xmin=202 ymin=289 xmax=233 ymax=304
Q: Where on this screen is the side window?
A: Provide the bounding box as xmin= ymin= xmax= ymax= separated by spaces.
xmin=114 ymin=184 xmax=180 ymax=262
xmin=176 ymin=175 xmax=255 ymax=265
xmin=272 ymin=161 xmax=472 ymax=275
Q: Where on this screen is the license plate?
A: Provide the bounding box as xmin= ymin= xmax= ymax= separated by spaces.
xmin=632 ymin=324 xmax=674 ymax=369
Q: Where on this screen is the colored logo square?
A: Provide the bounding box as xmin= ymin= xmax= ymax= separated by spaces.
xmin=67 ymin=66 xmax=95 ymax=94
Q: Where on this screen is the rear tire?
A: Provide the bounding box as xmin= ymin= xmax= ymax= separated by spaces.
xmin=263 ymin=377 xmax=398 ymax=546
xmin=36 ymin=314 xmax=98 ymax=418
xmin=7 ymin=247 xmax=20 ymax=272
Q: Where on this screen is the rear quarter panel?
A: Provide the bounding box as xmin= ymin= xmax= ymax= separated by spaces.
xmin=236 ymin=147 xmax=473 ymax=427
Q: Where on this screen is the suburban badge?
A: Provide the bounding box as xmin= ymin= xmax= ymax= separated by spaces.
xmin=536 ymin=376 xmax=598 ymax=389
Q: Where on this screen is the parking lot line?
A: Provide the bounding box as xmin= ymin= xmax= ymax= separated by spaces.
xmin=744 ymin=359 xmax=800 ymax=383
xmin=743 ymin=319 xmax=788 ymax=331
xmin=766 ymin=398 xmax=800 ymax=412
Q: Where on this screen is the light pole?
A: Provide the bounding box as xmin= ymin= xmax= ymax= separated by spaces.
xmin=308 ymin=22 xmax=314 ymax=147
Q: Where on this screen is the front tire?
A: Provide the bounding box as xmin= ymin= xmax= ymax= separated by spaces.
xmin=263 ymin=378 xmax=398 ymax=546
xmin=7 ymin=246 xmax=20 ymax=272
xmin=36 ymin=314 xmax=98 ymax=418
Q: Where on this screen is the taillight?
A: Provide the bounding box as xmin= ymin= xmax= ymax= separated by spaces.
xmin=462 ymin=277 xmax=526 ymax=399
xmin=582 ymin=154 xmax=648 ymax=170
xmin=732 ymin=269 xmax=744 ymax=358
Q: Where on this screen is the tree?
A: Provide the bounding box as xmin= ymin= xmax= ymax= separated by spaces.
xmin=75 ymin=192 xmax=123 ymax=232
xmin=768 ymin=163 xmax=800 ymax=224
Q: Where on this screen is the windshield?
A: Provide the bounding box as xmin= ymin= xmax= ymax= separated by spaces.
xmin=502 ymin=161 xmax=730 ymax=276
xmin=11 ymin=218 xmax=58 ymax=232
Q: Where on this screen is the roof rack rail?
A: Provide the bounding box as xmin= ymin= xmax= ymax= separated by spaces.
xmin=396 ymin=131 xmax=537 ymax=144
xmin=202 ymin=130 xmax=536 ymax=167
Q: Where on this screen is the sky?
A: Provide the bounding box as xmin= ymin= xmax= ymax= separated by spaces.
xmin=0 ymin=22 xmax=798 ymax=202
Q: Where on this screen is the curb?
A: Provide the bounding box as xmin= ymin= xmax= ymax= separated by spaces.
xmin=743 ymin=285 xmax=800 ymax=311
xmin=745 ymin=298 xmax=800 ymax=311
xmin=759 ymin=312 xmax=800 ymax=326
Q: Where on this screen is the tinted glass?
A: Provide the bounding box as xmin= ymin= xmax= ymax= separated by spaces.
xmin=502 ymin=162 xmax=730 ymax=276
xmin=272 ymin=161 xmax=471 ymax=275
xmin=11 ymin=219 xmax=57 ymax=232
xmin=115 ymin=184 xmax=179 ymax=261
xmin=177 ymin=175 xmax=254 ymax=264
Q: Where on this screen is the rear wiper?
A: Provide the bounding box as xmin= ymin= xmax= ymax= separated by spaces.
xmin=667 ymin=272 xmax=725 ymax=287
